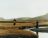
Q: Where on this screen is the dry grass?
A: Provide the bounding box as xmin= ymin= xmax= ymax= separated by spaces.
xmin=0 ymin=29 xmax=37 ymax=36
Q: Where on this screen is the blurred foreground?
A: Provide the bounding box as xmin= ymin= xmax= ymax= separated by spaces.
xmin=0 ymin=29 xmax=37 ymax=38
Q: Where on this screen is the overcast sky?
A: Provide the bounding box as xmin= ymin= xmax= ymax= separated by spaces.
xmin=0 ymin=0 xmax=48 ymax=19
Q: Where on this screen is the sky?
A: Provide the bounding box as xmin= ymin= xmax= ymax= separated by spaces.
xmin=0 ymin=0 xmax=48 ymax=19
xmin=0 ymin=0 xmax=48 ymax=38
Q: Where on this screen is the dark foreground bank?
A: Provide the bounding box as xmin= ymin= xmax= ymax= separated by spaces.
xmin=0 ymin=35 xmax=37 ymax=38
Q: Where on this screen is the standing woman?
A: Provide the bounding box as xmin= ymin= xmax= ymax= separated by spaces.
xmin=13 ymin=19 xmax=16 ymax=26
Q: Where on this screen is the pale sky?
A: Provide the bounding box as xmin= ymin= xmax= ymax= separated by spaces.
xmin=0 ymin=0 xmax=48 ymax=19
xmin=0 ymin=0 xmax=48 ymax=38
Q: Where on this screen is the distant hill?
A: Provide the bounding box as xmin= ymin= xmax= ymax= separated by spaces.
xmin=16 ymin=17 xmax=32 ymax=22
xmin=0 ymin=17 xmax=5 ymax=21
xmin=16 ymin=13 xmax=48 ymax=22
xmin=0 ymin=13 xmax=48 ymax=22
xmin=32 ymin=13 xmax=48 ymax=20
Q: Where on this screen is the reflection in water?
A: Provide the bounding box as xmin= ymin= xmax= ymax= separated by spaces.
xmin=39 ymin=32 xmax=48 ymax=38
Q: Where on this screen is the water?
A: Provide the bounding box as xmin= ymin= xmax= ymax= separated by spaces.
xmin=39 ymin=27 xmax=48 ymax=38
xmin=24 ymin=27 xmax=48 ymax=38
xmin=39 ymin=32 xmax=48 ymax=38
